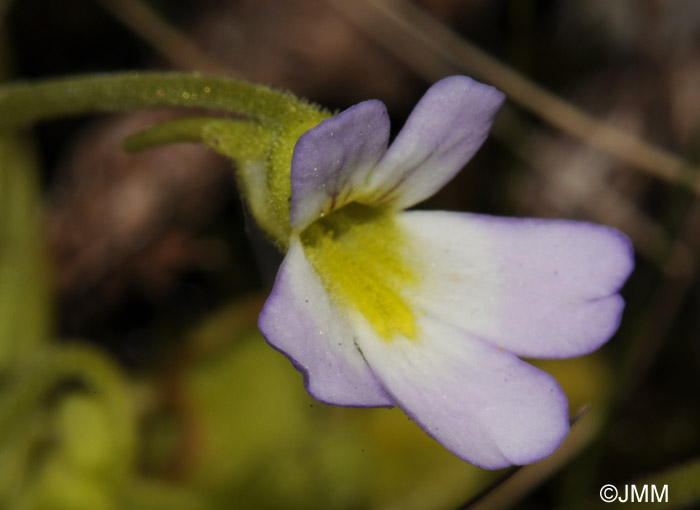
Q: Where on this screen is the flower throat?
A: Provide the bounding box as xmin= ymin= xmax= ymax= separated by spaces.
xmin=300 ymin=203 xmax=419 ymax=341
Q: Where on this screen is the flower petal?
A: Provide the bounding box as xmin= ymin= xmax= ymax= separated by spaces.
xmin=366 ymin=76 xmax=505 ymax=208
xmin=353 ymin=315 xmax=569 ymax=469
xmin=290 ymin=100 xmax=390 ymax=232
xmin=398 ymin=211 xmax=634 ymax=358
xmin=258 ymin=237 xmax=394 ymax=407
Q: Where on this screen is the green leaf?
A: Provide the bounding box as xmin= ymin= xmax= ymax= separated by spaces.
xmin=0 ymin=344 xmax=137 ymax=508
xmin=157 ymin=299 xmax=489 ymax=510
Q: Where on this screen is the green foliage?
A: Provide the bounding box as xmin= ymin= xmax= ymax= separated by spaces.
xmin=0 ymin=134 xmax=50 ymax=375
xmin=0 ymin=346 xmax=137 ymax=509
xmin=145 ymin=301 xmax=489 ymax=510
xmin=0 ymin=48 xmax=138 ymax=509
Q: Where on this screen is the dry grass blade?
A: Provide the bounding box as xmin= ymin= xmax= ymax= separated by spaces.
xmin=325 ymin=0 xmax=700 ymax=196
xmin=492 ymin=109 xmax=693 ymax=275
xmin=92 ymin=0 xmax=234 ymax=75
xmin=619 ymin=196 xmax=700 ymax=400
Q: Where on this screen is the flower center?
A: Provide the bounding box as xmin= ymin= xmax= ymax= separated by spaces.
xmin=300 ymin=203 xmax=419 ymax=341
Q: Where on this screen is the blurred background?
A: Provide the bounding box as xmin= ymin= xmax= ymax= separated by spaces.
xmin=1 ymin=0 xmax=699 ymax=508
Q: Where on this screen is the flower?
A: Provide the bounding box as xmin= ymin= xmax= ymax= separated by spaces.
xmin=257 ymin=76 xmax=634 ymax=469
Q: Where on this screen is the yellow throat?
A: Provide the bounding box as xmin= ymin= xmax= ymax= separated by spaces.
xmin=300 ymin=203 xmax=420 ymax=341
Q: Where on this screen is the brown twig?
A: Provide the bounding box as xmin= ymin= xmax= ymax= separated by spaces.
xmin=324 ymin=0 xmax=700 ymax=195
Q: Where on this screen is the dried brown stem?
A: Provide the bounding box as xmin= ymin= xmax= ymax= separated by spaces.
xmin=325 ymin=0 xmax=700 ymax=195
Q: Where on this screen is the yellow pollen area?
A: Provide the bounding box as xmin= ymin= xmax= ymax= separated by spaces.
xmin=300 ymin=203 xmax=419 ymax=341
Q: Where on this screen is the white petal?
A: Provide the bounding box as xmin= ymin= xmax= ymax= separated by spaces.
xmin=398 ymin=211 xmax=634 ymax=358
xmin=366 ymin=76 xmax=505 ymax=209
xmin=258 ymin=238 xmax=394 ymax=407
xmin=353 ymin=315 xmax=569 ymax=469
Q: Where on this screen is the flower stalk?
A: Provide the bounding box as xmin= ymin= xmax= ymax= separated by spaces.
xmin=0 ymin=72 xmax=320 ymax=129
xmin=0 ymin=72 xmax=331 ymax=247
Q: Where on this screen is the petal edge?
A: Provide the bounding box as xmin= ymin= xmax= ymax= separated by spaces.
xmin=353 ymin=315 xmax=569 ymax=469
xmin=258 ymin=238 xmax=394 ymax=407
xmin=398 ymin=210 xmax=634 ymax=358
xmin=367 ymin=76 xmax=505 ymax=209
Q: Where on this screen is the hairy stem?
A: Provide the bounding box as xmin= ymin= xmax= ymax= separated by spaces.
xmin=0 ymin=72 xmax=323 ymax=130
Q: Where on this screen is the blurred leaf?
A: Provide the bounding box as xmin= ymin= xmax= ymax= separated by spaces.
xmin=0 ymin=345 xmax=137 ymax=509
xmin=54 ymin=394 xmax=122 ymax=477
xmin=122 ymin=481 xmax=203 ymax=510
xmin=149 ymin=300 xmax=492 ymax=509
xmin=634 ymin=456 xmax=700 ymax=509
xmin=16 ymin=456 xmax=116 ymax=510
xmin=0 ymin=133 xmax=51 ymax=375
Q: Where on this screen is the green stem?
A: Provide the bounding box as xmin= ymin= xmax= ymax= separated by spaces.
xmin=0 ymin=72 xmax=324 ymax=130
xmin=0 ymin=134 xmax=51 ymax=374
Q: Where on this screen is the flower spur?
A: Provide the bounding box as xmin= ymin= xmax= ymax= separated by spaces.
xmin=257 ymin=76 xmax=634 ymax=469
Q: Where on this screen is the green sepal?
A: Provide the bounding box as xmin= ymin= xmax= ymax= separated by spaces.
xmin=124 ymin=111 xmax=331 ymax=250
xmin=0 ymin=72 xmax=333 ymax=251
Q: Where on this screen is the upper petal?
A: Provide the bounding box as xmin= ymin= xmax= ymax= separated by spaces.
xmin=398 ymin=211 xmax=634 ymax=358
xmin=366 ymin=76 xmax=505 ymax=209
xmin=353 ymin=314 xmax=569 ymax=469
xmin=289 ymin=100 xmax=390 ymax=232
xmin=258 ymin=237 xmax=394 ymax=407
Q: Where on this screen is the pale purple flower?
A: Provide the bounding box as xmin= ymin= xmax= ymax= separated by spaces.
xmin=258 ymin=76 xmax=634 ymax=469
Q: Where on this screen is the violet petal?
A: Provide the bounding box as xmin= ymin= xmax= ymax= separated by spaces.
xmin=290 ymin=100 xmax=390 ymax=231
xmin=258 ymin=238 xmax=394 ymax=407
xmin=368 ymin=76 xmax=505 ymax=209
xmin=353 ymin=315 xmax=570 ymax=469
